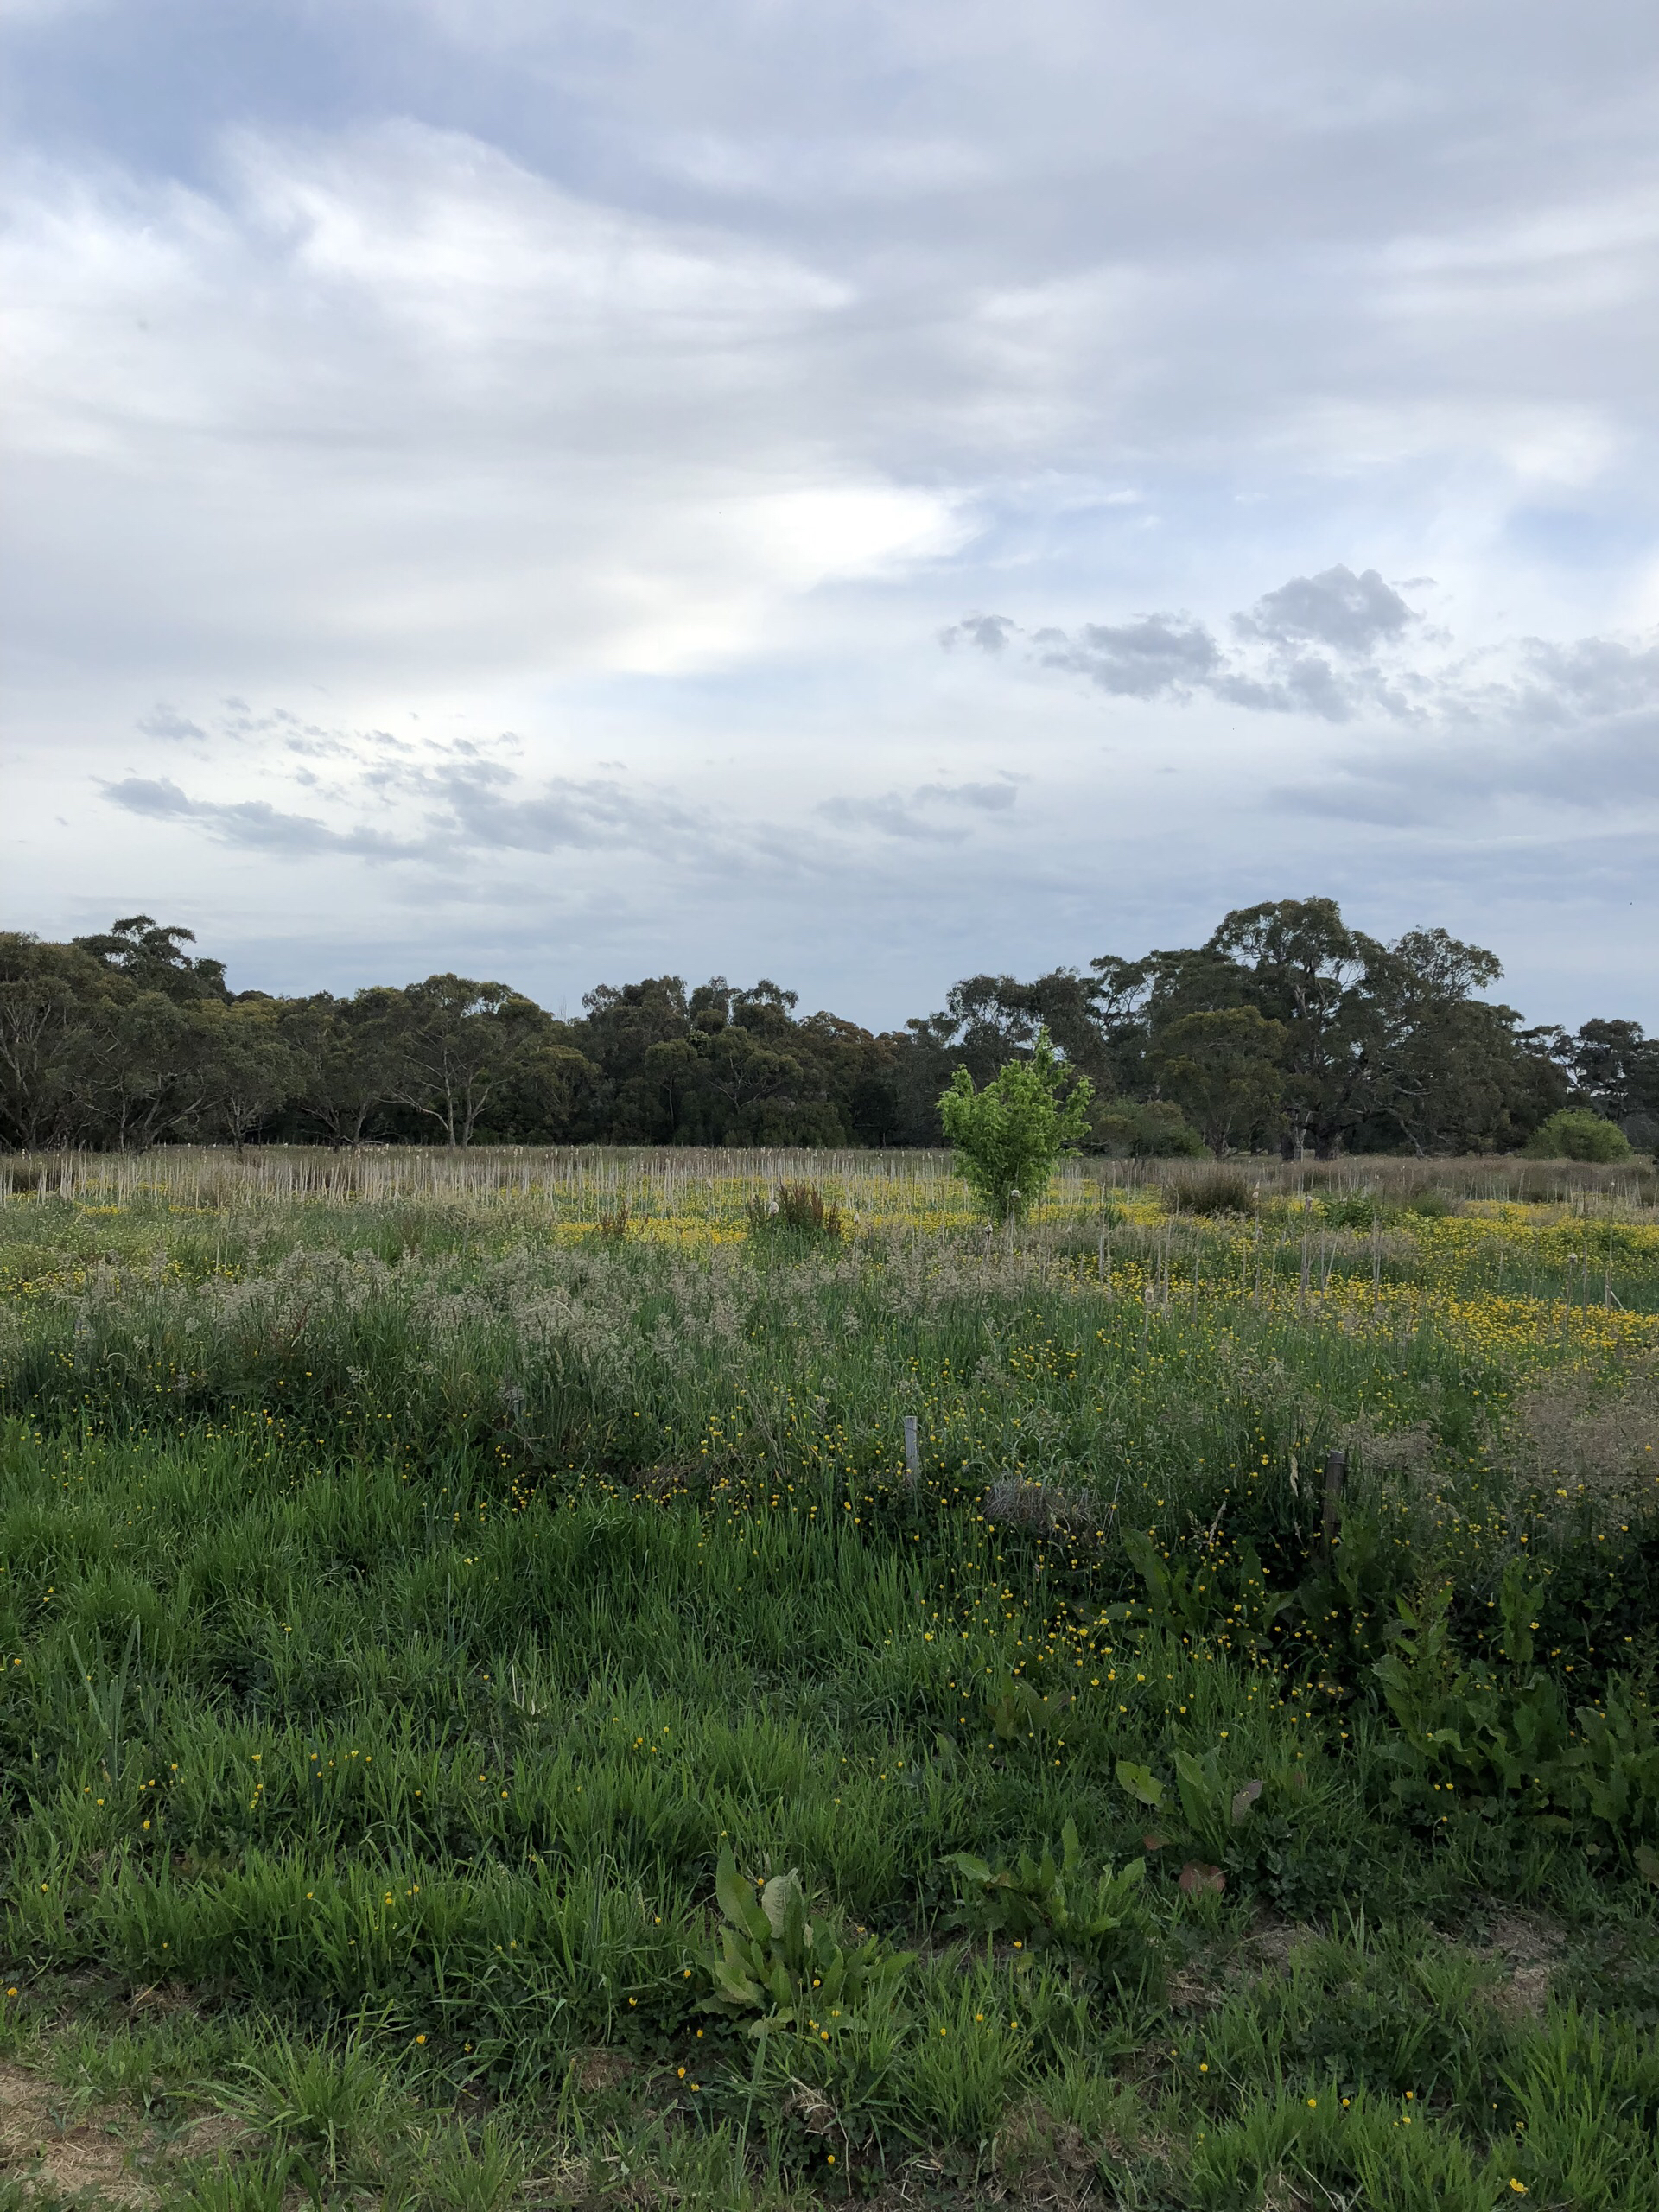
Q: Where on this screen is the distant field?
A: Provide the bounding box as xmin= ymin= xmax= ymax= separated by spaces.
xmin=0 ymin=1152 xmax=1656 ymax=2209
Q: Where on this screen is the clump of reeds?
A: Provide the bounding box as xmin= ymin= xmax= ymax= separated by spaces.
xmin=745 ymin=1180 xmax=844 ymax=1243
xmin=1164 ymin=1166 xmax=1255 ymax=1217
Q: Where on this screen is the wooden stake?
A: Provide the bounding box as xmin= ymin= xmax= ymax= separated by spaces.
xmin=1319 ymin=1448 xmax=1347 ymax=1561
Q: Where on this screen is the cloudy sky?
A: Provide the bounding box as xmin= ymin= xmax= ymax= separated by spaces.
xmin=5 ymin=0 xmax=1658 ymax=1027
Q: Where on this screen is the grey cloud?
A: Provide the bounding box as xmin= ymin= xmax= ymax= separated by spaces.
xmin=415 ymin=760 xmax=700 ymax=855
xmin=1235 ymin=566 xmax=1416 ymax=655
xmin=1271 ymin=703 xmax=1659 ymax=829
xmin=102 ymin=776 xmax=421 ymax=856
xmin=1505 ymin=636 xmax=1659 ymax=727
xmin=1024 ymin=566 xmax=1422 ymax=721
xmin=817 ymin=777 xmax=1018 ymax=839
xmin=1037 ymin=615 xmax=1223 ymax=699
xmin=914 ymin=779 xmax=1017 ymax=812
xmin=1027 ymin=606 xmax=1391 ymax=721
xmin=283 ymin=731 xmax=359 ymax=760
xmin=977 ymin=564 xmax=1657 ymax=731
xmin=103 ymin=759 xmax=709 ymax=867
xmin=817 ymin=793 xmax=951 ymax=838
xmin=940 ymin=614 xmax=1017 ymax=653
xmin=1211 ymin=657 xmax=1422 ymax=726
xmin=1269 ymin=779 xmax=1445 ymax=830
xmin=137 ymin=703 xmax=207 ymax=742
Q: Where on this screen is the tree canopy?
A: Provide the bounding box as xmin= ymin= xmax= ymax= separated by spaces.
xmin=0 ymin=895 xmax=1646 ymax=1157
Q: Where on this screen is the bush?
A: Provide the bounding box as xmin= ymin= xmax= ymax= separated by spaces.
xmin=1323 ymin=1191 xmax=1395 ymax=1229
xmin=1524 ymin=1110 xmax=1634 ymax=1163
xmin=943 ymin=1821 xmax=1149 ymax=1971
xmin=1404 ymin=1189 xmax=1456 ymax=1217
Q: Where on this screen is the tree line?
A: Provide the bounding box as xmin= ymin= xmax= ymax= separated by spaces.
xmin=2 ymin=900 xmax=1655 ymax=1158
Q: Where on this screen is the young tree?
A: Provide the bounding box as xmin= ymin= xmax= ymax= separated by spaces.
xmin=938 ymin=1028 xmax=1093 ymax=1224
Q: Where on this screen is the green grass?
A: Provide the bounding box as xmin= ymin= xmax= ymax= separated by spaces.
xmin=0 ymin=1170 xmax=1656 ymax=2205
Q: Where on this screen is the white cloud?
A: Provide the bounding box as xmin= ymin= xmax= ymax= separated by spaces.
xmin=6 ymin=1 xmax=1659 ymax=1025
xmin=0 ymin=122 xmax=963 ymax=691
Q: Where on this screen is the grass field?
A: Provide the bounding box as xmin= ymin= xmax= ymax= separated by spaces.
xmin=1 ymin=1147 xmax=1657 ymax=2209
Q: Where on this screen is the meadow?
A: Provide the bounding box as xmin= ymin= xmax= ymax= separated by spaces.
xmin=0 ymin=1146 xmax=1656 ymax=2209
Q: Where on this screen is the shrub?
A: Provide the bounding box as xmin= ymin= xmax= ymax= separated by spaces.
xmin=1524 ymin=1109 xmax=1634 ymax=1163
xmin=1404 ymin=1189 xmax=1456 ymax=1217
xmin=1323 ymin=1190 xmax=1395 ymax=1229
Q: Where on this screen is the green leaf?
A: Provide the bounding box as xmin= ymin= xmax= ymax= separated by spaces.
xmin=715 ymin=1844 xmax=761 ymax=1936
xmin=760 ymin=1870 xmax=803 ymax=1939
xmin=944 ymin=1851 xmax=995 ymax=1886
xmin=1116 ymin=1758 xmax=1165 ymax=1809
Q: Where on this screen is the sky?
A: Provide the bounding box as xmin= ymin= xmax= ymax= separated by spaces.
xmin=4 ymin=0 xmax=1659 ymax=1030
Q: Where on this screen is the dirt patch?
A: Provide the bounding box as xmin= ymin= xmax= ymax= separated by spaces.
xmin=1492 ymin=1962 xmax=1555 ymax=2024
xmin=0 ymin=2061 xmax=153 ymax=2207
xmin=780 ymin=2082 xmax=841 ymax=2139
xmin=1163 ymin=1918 xmax=1312 ymax=2017
xmin=1474 ymin=1910 xmax=1567 ymax=2023
xmin=0 ymin=2061 xmax=261 ymax=2207
xmin=176 ymin=2111 xmax=257 ymax=2162
xmin=122 ymin=1980 xmax=199 ymax=2021
xmin=1166 ymin=1967 xmax=1221 ymax=2012
xmin=996 ymin=2101 xmax=1103 ymax=2208
xmin=1479 ymin=1909 xmax=1567 ymax=1966
xmin=573 ymin=2048 xmax=637 ymax=2095
xmin=1244 ymin=1920 xmax=1311 ymax=1973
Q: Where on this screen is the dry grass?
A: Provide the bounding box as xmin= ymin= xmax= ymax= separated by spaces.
xmin=0 ymin=2058 xmax=253 ymax=2207
xmin=1508 ymin=1368 xmax=1659 ymax=1515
